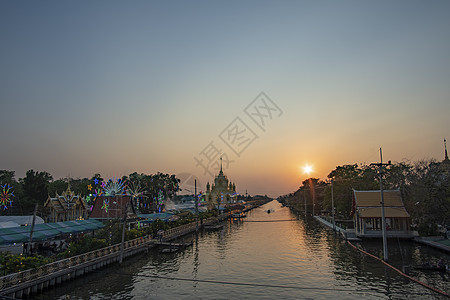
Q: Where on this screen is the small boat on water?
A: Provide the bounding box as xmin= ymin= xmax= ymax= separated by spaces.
xmin=161 ymin=247 xmax=180 ymax=253
xmin=413 ymin=261 xmax=448 ymax=272
xmin=158 ymin=241 xmax=193 ymax=253
xmin=231 ymin=212 xmax=246 ymax=218
xmin=204 ymin=224 xmax=224 ymax=231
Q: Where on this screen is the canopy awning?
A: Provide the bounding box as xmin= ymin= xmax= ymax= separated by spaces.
xmin=137 ymin=213 xmax=178 ymax=223
xmin=0 ymin=219 xmax=105 ymax=245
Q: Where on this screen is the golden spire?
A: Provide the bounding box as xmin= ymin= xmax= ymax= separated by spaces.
xmin=219 ymin=156 xmax=224 ymax=175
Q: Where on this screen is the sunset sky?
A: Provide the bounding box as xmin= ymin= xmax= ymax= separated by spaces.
xmin=1 ymin=1 xmax=449 ymax=197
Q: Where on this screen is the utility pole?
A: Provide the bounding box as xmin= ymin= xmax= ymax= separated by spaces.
xmin=370 ymin=148 xmax=391 ymax=261
xmin=311 ymin=180 xmax=315 ymax=216
xmin=195 ymin=179 xmax=199 ymax=231
xmin=119 ymin=202 xmax=129 ymax=264
xmin=303 ymin=188 xmax=306 ymax=216
xmin=331 ymin=178 xmax=335 ymax=231
xmin=27 ymin=203 xmax=38 ymax=256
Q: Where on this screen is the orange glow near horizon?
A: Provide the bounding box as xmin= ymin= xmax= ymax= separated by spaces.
xmin=302 ymin=164 xmax=313 ymax=176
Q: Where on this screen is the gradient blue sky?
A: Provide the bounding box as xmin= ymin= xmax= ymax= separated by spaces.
xmin=1 ymin=1 xmax=449 ymax=196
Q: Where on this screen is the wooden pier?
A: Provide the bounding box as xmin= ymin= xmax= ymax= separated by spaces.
xmin=314 ymin=216 xmax=362 ymax=241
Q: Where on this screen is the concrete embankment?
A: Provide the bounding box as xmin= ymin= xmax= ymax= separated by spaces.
xmin=280 ymin=201 xmax=361 ymax=241
xmin=0 ymin=215 xmax=229 ymax=299
xmin=0 ymin=235 xmax=155 ymax=299
xmin=414 ymin=236 xmax=450 ymax=253
xmin=0 ymin=204 xmax=261 ymax=299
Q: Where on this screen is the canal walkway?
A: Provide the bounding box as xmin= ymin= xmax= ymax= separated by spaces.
xmin=314 ymin=215 xmax=450 ymax=253
xmin=313 ymin=216 xmax=361 ymax=241
xmin=414 ymin=236 xmax=450 ymax=253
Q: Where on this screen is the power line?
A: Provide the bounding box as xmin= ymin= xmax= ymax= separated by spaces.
xmin=347 ymin=241 xmax=449 ymax=298
xmin=91 ymin=270 xmax=438 ymax=297
xmin=243 ymin=219 xmax=298 ymax=222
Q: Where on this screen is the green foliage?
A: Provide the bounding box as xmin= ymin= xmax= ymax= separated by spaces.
xmin=95 ymin=220 xmax=123 ymax=245
xmin=149 ymin=219 xmax=169 ymax=236
xmin=281 ymin=159 xmax=449 ymax=237
xmin=3 ymin=169 xmax=181 ymax=215
xmin=59 ymin=235 xmax=108 ymax=258
xmin=125 ymin=172 xmax=180 ymax=213
xmin=48 ymin=174 xmax=104 ymax=199
xmin=0 ymin=170 xmax=15 ymax=185
xmin=417 ymin=222 xmax=439 ymax=236
xmin=125 ymin=228 xmax=145 ymax=240
xmin=19 ymin=170 xmax=53 ymax=214
xmin=199 ymin=210 xmax=216 ymax=220
xmin=403 ymin=159 xmax=449 ymax=228
xmin=325 ymin=164 xmax=379 ymax=217
xmin=0 ymin=252 xmax=53 ymax=275
xmin=48 ymin=179 xmax=68 ymax=196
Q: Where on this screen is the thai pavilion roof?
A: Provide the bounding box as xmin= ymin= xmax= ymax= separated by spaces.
xmin=352 ymin=190 xmax=410 ymax=218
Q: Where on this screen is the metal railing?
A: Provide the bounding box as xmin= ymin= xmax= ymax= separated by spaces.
xmin=0 ymin=234 xmax=154 ymax=291
xmin=0 ymin=216 xmax=229 ymax=291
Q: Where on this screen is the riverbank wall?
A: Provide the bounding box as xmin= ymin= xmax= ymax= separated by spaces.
xmin=0 ymin=214 xmax=228 ymax=299
xmin=0 ymin=204 xmax=261 ymax=299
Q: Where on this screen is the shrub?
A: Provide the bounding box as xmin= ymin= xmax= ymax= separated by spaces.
xmin=0 ymin=252 xmax=53 ymax=275
xmin=59 ymin=235 xmax=108 ymax=258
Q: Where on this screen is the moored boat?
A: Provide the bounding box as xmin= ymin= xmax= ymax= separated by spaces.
xmin=231 ymin=212 xmax=246 ymax=218
xmin=204 ymin=224 xmax=224 ymax=231
xmin=413 ymin=261 xmax=448 ymax=272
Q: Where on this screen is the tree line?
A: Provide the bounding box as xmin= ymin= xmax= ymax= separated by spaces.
xmin=0 ymin=170 xmax=180 ymax=215
xmin=279 ymin=159 xmax=449 ymax=235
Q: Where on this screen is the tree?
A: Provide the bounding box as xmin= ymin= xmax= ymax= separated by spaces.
xmin=128 ymin=172 xmax=180 ymax=213
xmin=0 ymin=170 xmax=15 ymax=185
xmin=403 ymin=159 xmax=450 ymax=231
xmin=20 ymin=170 xmax=53 ymax=214
xmin=383 ymin=161 xmax=412 ymax=190
xmin=48 ymin=179 xmax=68 ymax=196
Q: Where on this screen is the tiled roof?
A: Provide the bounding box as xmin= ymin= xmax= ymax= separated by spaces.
xmin=358 ymin=207 xmax=410 ymax=218
xmin=353 ymin=190 xmax=404 ymax=207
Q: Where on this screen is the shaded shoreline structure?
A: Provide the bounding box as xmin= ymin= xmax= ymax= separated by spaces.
xmin=313 ymin=214 xmax=450 ymax=253
xmin=0 ymin=201 xmax=269 ymax=298
xmin=304 ymin=213 xmax=449 ymax=298
xmin=313 ymin=215 xmax=449 ymax=297
xmin=296 ymin=139 xmax=450 ymax=253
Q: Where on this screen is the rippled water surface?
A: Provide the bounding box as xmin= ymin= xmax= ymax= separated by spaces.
xmin=38 ymin=201 xmax=449 ymax=299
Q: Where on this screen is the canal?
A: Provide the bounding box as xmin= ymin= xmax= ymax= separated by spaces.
xmin=37 ymin=200 xmax=449 ymax=299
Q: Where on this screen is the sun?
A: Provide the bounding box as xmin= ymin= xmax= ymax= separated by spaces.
xmin=303 ymin=165 xmax=313 ymax=175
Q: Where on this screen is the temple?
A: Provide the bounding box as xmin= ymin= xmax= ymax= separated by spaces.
xmin=204 ymin=157 xmax=237 ymax=210
xmin=44 ymin=185 xmax=89 ymax=222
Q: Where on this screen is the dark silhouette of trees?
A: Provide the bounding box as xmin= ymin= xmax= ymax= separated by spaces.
xmin=282 ymin=159 xmax=449 ymax=235
xmin=19 ymin=170 xmax=53 ymax=214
